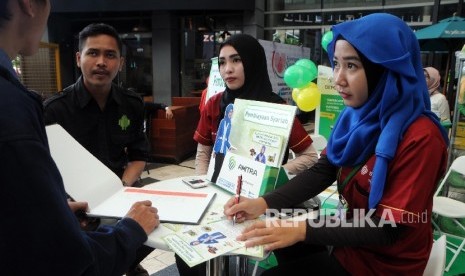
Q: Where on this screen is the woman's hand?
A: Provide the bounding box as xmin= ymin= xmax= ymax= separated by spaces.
xmin=237 ymin=219 xmax=307 ymax=251
xmin=223 ymin=196 xmax=268 ymax=223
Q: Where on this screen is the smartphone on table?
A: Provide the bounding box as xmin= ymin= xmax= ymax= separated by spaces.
xmin=182 ymin=177 xmax=209 ymax=189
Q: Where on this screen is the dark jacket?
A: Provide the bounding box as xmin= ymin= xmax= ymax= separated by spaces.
xmin=0 ymin=64 xmax=147 ymax=275
xmin=44 ymin=77 xmax=149 ymax=177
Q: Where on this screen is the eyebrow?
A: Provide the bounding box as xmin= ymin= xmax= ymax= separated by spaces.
xmin=219 ymin=53 xmax=241 ymax=60
xmin=334 ymin=55 xmax=361 ymax=62
xmin=85 ymin=48 xmax=118 ymax=54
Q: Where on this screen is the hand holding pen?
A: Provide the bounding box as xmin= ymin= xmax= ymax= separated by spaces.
xmin=224 ymin=193 xmax=268 ymax=224
xmin=232 ymin=175 xmax=243 ymax=225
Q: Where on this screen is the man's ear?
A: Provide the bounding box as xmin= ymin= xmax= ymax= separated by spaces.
xmin=119 ymin=57 xmax=125 ymax=72
xmin=18 ymin=0 xmax=34 ymax=17
xmin=76 ymin=52 xmax=82 ymax=68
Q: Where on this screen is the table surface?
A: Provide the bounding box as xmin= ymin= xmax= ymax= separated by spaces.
xmin=145 ymin=175 xmax=232 ymax=250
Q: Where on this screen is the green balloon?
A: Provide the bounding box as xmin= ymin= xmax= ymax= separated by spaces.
xmin=295 ymin=59 xmax=318 ymax=81
xmin=321 ymin=31 xmax=334 ymax=52
xmin=284 ymin=65 xmax=312 ymax=89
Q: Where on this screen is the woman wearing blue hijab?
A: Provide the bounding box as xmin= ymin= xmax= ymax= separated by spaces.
xmin=224 ymin=13 xmax=449 ymax=275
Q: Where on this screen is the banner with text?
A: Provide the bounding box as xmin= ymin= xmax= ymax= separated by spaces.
xmin=315 ymin=65 xmax=345 ymax=140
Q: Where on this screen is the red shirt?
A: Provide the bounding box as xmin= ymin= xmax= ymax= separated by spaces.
xmin=333 ymin=116 xmax=448 ymax=275
xmin=194 ymin=92 xmax=313 ymax=154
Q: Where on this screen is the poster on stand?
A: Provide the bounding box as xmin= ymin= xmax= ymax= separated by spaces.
xmin=205 ymin=57 xmax=226 ymax=103
xmin=315 ymin=65 xmax=345 ymax=140
xmin=206 ymin=99 xmax=296 ymax=197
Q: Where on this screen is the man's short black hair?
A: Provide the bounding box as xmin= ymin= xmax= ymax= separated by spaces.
xmin=78 ymin=23 xmax=123 ymax=54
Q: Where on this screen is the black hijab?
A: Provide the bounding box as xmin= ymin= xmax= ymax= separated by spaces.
xmin=218 ymin=34 xmax=284 ymax=117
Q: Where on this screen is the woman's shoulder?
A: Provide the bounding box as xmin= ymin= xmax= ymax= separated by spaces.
xmin=402 ymin=116 xmax=447 ymax=146
xmin=430 ymin=92 xmax=447 ymax=100
xmin=204 ymin=92 xmax=223 ymax=111
xmin=208 ymin=92 xmax=223 ymax=103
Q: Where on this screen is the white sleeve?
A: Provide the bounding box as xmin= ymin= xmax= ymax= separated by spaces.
xmin=195 ymin=143 xmax=212 ymax=175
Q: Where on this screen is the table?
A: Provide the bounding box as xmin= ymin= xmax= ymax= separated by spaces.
xmin=144 ymin=175 xmax=250 ymax=276
xmin=143 ymin=175 xmax=320 ymax=276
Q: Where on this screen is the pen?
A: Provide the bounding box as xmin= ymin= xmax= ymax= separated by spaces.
xmin=233 ymin=174 xmax=242 ymax=225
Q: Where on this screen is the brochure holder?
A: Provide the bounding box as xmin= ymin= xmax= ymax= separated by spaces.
xmin=206 ymin=99 xmax=296 ymax=198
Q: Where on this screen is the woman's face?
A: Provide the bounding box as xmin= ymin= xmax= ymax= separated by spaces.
xmin=218 ymin=45 xmax=245 ymax=90
xmin=332 ymin=40 xmax=369 ymax=108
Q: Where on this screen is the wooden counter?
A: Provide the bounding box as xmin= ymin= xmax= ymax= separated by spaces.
xmin=146 ymin=97 xmax=200 ymax=163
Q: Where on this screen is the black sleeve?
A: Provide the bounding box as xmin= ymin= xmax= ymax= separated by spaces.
xmin=127 ymin=102 xmax=150 ymax=162
xmin=305 ymin=216 xmax=405 ymax=247
xmin=144 ymin=102 xmax=166 ymax=112
xmin=43 ymin=103 xmax=57 ymax=126
xmin=263 ymin=154 xmax=338 ymax=210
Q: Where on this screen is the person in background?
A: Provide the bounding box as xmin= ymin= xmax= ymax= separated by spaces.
xmin=44 ymin=23 xmax=154 ymax=276
xmin=145 ymin=101 xmax=174 ymax=119
xmin=424 ymin=66 xmax=451 ymax=122
xmin=224 ymin=13 xmax=449 ymax=275
xmin=0 ymin=1 xmax=159 ymax=275
xmin=128 ymin=87 xmax=174 ymax=120
xmin=194 ymin=34 xmax=318 ymax=177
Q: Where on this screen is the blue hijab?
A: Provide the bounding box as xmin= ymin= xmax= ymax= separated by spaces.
xmin=326 ymin=13 xmax=449 ymax=209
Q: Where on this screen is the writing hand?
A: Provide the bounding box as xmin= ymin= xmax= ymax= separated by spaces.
xmin=68 ymin=200 xmax=88 ymax=213
xmin=67 ymin=200 xmax=98 ymax=230
xmin=237 ymin=219 xmax=307 ymax=251
xmin=223 ymin=196 xmax=267 ymax=223
xmin=125 ymin=200 xmax=160 ymax=235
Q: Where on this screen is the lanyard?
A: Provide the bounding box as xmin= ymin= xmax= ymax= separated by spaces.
xmin=336 ymin=162 xmax=365 ymax=206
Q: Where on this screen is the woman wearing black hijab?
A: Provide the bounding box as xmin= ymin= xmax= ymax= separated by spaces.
xmin=194 ymin=34 xmax=318 ymax=178
xmin=178 ymin=34 xmax=318 ymax=276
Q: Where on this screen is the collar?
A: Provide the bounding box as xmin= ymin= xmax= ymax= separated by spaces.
xmin=73 ymin=76 xmax=122 ymax=108
xmin=0 ymin=49 xmax=19 ymax=79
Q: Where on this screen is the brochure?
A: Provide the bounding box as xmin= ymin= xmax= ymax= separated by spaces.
xmin=207 ymin=99 xmax=296 ymax=197
xmin=163 ymin=219 xmax=264 ymax=267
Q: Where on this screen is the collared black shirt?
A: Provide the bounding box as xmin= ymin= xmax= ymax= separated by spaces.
xmin=44 ymin=76 xmax=149 ymax=178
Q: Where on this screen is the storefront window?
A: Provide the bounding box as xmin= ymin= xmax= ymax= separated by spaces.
xmin=179 ymin=14 xmax=242 ymax=97
xmin=120 ymin=33 xmax=153 ymax=96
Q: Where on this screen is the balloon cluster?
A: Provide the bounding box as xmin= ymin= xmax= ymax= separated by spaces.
xmin=283 ymin=59 xmax=321 ymax=112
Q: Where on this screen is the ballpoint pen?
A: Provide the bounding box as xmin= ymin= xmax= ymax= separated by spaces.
xmin=232 ymin=174 xmax=242 ymax=226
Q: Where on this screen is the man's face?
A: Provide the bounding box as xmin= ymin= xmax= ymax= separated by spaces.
xmin=76 ymin=34 xmax=124 ymax=92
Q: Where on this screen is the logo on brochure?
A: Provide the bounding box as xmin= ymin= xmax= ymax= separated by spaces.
xmin=228 ymin=156 xmax=236 ymax=170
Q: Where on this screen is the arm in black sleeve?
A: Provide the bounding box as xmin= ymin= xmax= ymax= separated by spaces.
xmin=144 ymin=102 xmax=167 ymax=112
xmin=43 ymin=103 xmax=57 ymax=126
xmin=127 ymin=102 xmax=150 ymax=162
xmin=263 ymin=154 xmax=338 ymax=210
xmin=305 ymin=216 xmax=405 ymax=247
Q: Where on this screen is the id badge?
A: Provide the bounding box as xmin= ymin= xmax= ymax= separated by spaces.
xmin=336 ymin=194 xmax=348 ymax=220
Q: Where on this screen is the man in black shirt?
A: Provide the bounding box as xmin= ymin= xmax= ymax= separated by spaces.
xmin=44 ymin=23 xmax=153 ymax=276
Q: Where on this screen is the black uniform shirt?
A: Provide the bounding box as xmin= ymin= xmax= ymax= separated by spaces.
xmin=44 ymin=76 xmax=149 ymax=178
